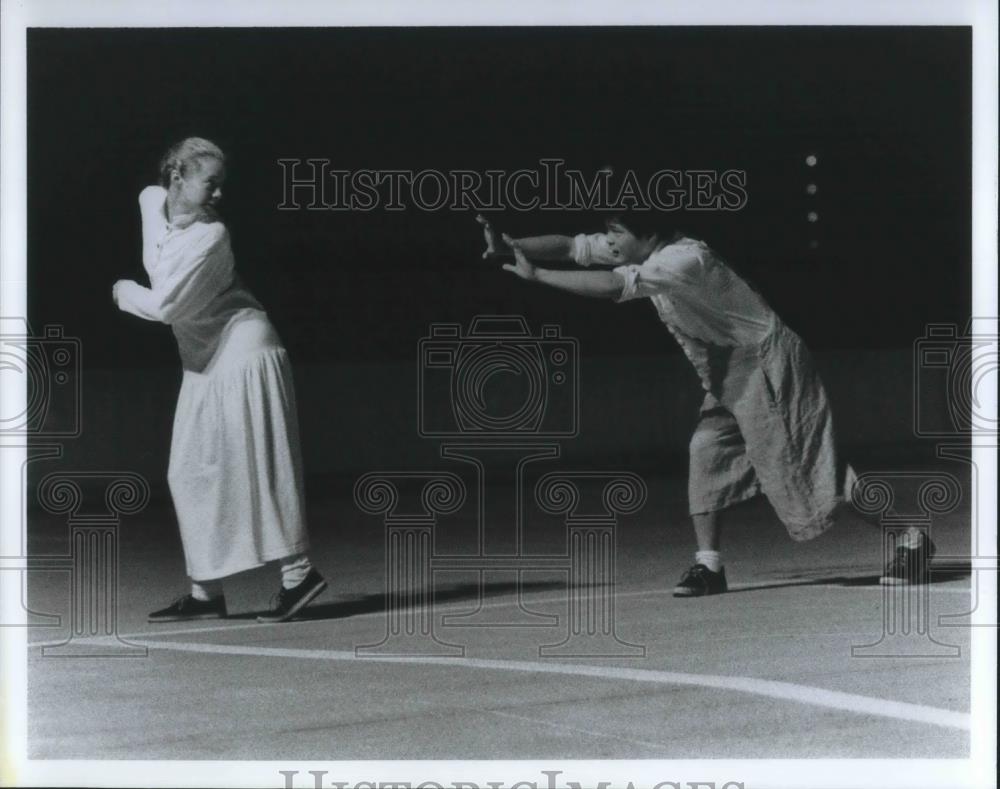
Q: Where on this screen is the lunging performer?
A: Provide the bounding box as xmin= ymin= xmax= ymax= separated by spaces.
xmin=479 ymin=214 xmax=933 ymax=595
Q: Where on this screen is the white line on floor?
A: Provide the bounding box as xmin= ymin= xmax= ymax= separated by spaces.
xmin=26 ymin=579 xmax=972 ymax=648
xmin=118 ymin=638 xmax=971 ymax=732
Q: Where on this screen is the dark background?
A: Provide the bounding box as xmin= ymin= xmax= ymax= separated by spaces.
xmin=28 ymin=27 xmax=971 ymax=367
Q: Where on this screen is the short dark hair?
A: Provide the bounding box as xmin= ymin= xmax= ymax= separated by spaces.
xmin=603 ymin=209 xmax=679 ymax=243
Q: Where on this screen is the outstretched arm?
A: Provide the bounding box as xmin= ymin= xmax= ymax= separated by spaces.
xmin=502 ymin=236 xmax=624 ymax=299
xmin=477 ymin=214 xmax=624 ymax=268
xmin=477 ymin=214 xmax=575 ymax=261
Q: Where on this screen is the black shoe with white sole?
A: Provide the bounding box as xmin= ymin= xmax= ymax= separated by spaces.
xmin=673 ymin=563 xmax=728 ymax=597
xmin=880 ymin=536 xmax=936 ymax=585
xmin=257 ymin=569 xmax=328 ymax=623
xmin=149 ymin=593 xmax=227 ymax=623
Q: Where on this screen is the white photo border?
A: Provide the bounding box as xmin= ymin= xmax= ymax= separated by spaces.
xmin=2 ymin=2 xmax=996 ymax=788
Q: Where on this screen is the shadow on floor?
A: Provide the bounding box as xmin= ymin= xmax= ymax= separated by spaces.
xmin=729 ymin=564 xmax=971 ymax=593
xmin=229 ymin=579 xmax=567 ymax=622
xmin=228 ymin=564 xmax=972 ymax=620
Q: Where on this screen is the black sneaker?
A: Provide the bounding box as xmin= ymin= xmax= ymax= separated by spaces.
xmin=880 ymin=535 xmax=936 ymax=585
xmin=673 ymin=563 xmax=728 ymax=597
xmin=257 ymin=569 xmax=327 ymax=623
xmin=149 ymin=594 xmax=227 ymax=623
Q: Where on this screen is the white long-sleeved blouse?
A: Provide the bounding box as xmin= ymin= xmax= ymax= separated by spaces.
xmin=573 ymin=234 xmax=776 ymax=392
xmin=571 ymin=232 xmax=622 ymax=267
xmin=116 ymin=186 xmax=263 ymax=372
xmin=613 ymin=238 xmax=774 ymax=345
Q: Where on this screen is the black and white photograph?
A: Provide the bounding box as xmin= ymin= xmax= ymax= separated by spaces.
xmin=1 ymin=2 xmax=996 ymax=788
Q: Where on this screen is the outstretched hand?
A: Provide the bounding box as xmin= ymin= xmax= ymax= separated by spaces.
xmin=500 ymin=234 xmax=537 ymax=281
xmin=476 ymin=213 xmax=509 ymax=259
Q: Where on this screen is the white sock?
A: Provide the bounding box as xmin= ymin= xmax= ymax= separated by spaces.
xmin=190 ymin=579 xmax=224 ymax=601
xmin=280 ymin=553 xmax=313 ymax=590
xmin=695 ymin=550 xmax=723 ymax=573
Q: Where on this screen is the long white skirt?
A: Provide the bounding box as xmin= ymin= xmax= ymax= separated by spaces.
xmin=167 ymin=311 xmax=309 ymax=581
